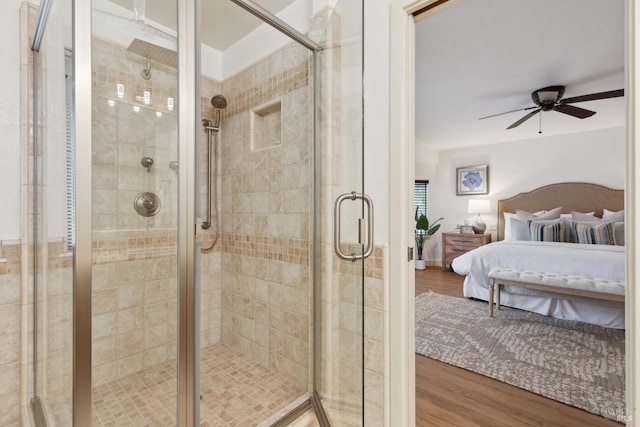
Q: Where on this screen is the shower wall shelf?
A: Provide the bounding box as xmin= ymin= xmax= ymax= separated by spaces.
xmin=250 ymin=98 xmax=282 ymax=152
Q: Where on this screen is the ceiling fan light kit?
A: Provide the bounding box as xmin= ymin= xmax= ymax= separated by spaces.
xmin=479 ymin=85 xmax=624 ymax=130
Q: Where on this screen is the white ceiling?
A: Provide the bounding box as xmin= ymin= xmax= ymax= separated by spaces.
xmin=107 ymin=0 xmax=296 ymax=50
xmin=415 ymin=0 xmax=625 ymax=150
xmin=103 ymin=0 xmax=624 ymax=151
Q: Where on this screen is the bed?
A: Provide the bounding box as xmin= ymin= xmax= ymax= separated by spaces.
xmin=451 ymin=182 xmax=625 ymax=329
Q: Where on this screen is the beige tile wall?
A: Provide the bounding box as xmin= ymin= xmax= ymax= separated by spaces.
xmin=90 ymin=37 xmax=224 ymax=389
xmin=199 ymin=76 xmax=224 ymax=349
xmin=91 ymin=38 xmax=178 ymax=232
xmin=0 ymin=241 xmax=23 ymax=427
xmin=218 ymin=41 xmax=313 ymax=390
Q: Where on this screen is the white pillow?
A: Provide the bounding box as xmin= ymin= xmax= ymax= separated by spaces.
xmin=510 ymin=217 xmax=530 ymax=240
xmin=503 ymin=212 xmax=516 ymax=240
xmin=516 ymin=207 xmax=562 ymax=220
xmin=504 ymin=210 xmax=549 ymax=240
xmin=603 ymin=209 xmax=624 ymax=222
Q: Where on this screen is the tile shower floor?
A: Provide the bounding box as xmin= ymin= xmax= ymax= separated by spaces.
xmin=92 ymin=344 xmax=305 ymax=426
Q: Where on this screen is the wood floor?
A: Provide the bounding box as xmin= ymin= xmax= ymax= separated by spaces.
xmin=414 ymin=267 xmax=622 ymax=427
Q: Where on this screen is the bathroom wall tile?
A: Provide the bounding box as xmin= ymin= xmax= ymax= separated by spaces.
xmin=93 ymin=288 xmax=118 ymax=315
xmin=270 ymin=307 xmax=284 ymax=331
xmin=117 ymin=260 xmax=147 ymax=284
xmin=0 ymin=388 xmax=20 ymax=427
xmin=364 ymin=307 xmax=384 ymax=344
xmin=364 ymin=338 xmax=383 ymax=374
xmin=200 ymin=326 xmax=220 ymax=348
xmin=116 ymin=306 xmax=144 ymax=333
xmin=118 ymin=283 xmax=145 ymax=309
xmin=93 ymin=336 xmax=117 ymax=367
xmin=0 ymin=303 xmax=20 ymax=334
xmin=0 ymin=331 xmax=20 ymax=366
xmin=0 ymin=275 xmax=20 ymax=305
xmin=116 ymin=352 xmax=144 ymax=378
xmin=92 ymin=164 xmax=117 ymax=190
xmin=282 ymin=214 xmax=300 ymax=238
xmin=92 ymin=361 xmax=118 ymax=387
xmin=143 ymin=343 xmax=169 ymax=368
xmin=0 ymin=362 xmax=19 ymax=395
xmin=269 ymin=327 xmax=284 ymax=354
xmin=47 ymin=320 xmax=72 ymax=354
xmin=143 ymin=323 xmax=167 ymax=349
xmin=92 ymin=263 xmax=118 ymax=290
xmin=282 ymin=310 xmax=299 ymax=338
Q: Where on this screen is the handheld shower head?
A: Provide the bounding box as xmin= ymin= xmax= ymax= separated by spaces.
xmin=211 ymin=94 xmax=227 ymax=110
xmin=211 ymin=94 xmax=227 ymax=128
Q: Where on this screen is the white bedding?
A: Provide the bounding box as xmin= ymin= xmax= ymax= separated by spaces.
xmin=451 ymin=240 xmax=625 ymax=328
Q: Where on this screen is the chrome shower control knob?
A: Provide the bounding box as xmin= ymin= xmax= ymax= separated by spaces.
xmin=141 ymin=157 xmax=154 ymax=172
xmin=134 ymin=192 xmax=161 ymax=217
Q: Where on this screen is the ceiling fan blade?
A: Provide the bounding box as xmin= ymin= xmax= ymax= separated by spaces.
xmin=478 ymin=106 xmax=538 ymax=121
xmin=553 ymin=104 xmax=596 ymax=119
xmin=506 ymin=109 xmax=541 ymax=129
xmin=561 ymin=89 xmax=624 ymax=104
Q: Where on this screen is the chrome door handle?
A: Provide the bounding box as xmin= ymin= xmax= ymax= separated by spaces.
xmin=333 ymin=192 xmax=374 ymax=261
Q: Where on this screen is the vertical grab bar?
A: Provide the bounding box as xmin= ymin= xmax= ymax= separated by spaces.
xmin=201 ymin=122 xmax=219 ymax=253
xmin=201 ymin=125 xmax=213 ymax=230
xmin=333 ymin=192 xmax=374 ymax=261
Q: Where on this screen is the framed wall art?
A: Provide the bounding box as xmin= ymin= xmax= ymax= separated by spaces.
xmin=456 ymin=165 xmax=489 ymax=196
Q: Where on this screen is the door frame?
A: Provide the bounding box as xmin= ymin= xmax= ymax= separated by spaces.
xmin=388 ymin=0 xmax=640 ymax=425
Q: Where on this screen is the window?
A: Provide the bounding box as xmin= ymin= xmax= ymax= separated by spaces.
xmin=415 ymin=180 xmax=429 ymax=219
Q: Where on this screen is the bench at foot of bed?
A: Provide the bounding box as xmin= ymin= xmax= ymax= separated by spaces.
xmin=487 ymin=267 xmax=625 ymax=318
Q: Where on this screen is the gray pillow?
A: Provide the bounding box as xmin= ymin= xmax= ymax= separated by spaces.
xmin=615 ymin=222 xmax=625 ymax=246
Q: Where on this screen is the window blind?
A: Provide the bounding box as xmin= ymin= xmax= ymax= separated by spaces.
xmin=415 ymin=180 xmax=429 ymax=218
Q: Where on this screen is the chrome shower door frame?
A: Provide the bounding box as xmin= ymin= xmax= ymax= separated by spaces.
xmin=72 ymin=0 xmax=200 ymax=425
xmin=72 ymin=0 xmax=92 ymax=425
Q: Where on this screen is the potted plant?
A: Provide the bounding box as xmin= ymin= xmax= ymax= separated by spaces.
xmin=415 ymin=207 xmax=443 ymax=270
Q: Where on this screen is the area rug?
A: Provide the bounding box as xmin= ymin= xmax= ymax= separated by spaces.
xmin=415 ymin=291 xmax=625 ymax=422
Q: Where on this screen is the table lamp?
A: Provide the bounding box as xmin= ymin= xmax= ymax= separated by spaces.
xmin=468 ymin=199 xmax=490 ymax=233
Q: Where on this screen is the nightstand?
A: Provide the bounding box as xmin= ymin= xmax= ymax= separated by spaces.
xmin=442 ymin=232 xmax=491 ymax=271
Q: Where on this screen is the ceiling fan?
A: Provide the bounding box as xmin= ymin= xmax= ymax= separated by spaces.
xmin=479 ymin=85 xmax=624 ymax=130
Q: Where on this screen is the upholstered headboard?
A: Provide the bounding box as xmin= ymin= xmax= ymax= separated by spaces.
xmin=497 ymin=182 xmax=624 ymax=241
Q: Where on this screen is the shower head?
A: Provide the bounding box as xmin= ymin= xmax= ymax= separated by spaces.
xmin=211 ymin=94 xmax=227 ymax=110
xmin=210 ymin=94 xmax=227 ymax=128
xmin=126 ymin=38 xmax=177 ymax=80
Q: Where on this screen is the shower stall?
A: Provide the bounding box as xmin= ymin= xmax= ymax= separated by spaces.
xmin=4 ymin=0 xmax=382 ymax=426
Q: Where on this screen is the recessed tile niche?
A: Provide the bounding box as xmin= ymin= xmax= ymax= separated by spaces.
xmin=250 ymin=98 xmax=282 ymax=151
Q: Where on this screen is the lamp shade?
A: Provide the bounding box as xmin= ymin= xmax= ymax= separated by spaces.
xmin=468 ymin=199 xmax=490 ymax=214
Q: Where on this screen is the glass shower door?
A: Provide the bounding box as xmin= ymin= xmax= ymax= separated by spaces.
xmin=315 ymin=0 xmax=368 ymax=425
xmin=89 ymin=2 xmax=180 ymax=425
